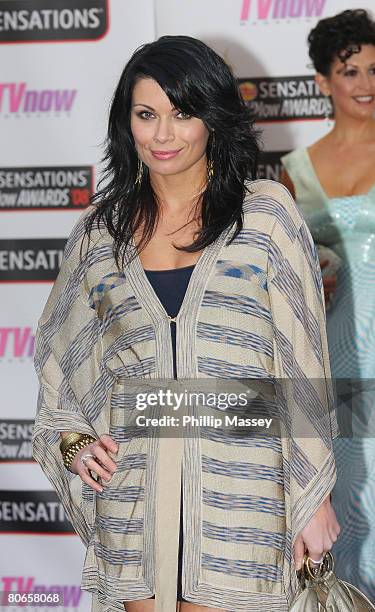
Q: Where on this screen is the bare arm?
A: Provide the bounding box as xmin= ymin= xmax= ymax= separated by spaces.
xmin=279 ymin=168 xmax=296 ymax=199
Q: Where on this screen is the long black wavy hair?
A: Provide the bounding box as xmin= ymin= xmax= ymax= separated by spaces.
xmin=308 ymin=9 xmax=375 ymax=76
xmin=85 ymin=35 xmax=259 ymax=267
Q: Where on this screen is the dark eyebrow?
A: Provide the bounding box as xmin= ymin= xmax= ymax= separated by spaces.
xmin=132 ymin=103 xmax=179 ymax=111
xmin=336 ymin=62 xmax=375 ymax=75
xmin=132 ymin=103 xmax=155 ymax=110
xmin=336 ymin=64 xmax=356 ymax=74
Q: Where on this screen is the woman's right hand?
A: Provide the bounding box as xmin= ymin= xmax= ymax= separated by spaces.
xmin=70 ymin=434 xmax=119 ymax=493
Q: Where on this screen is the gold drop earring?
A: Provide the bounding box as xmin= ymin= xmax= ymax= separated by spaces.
xmin=207 ymin=132 xmax=215 ymax=181
xmin=135 ymin=158 xmax=144 ymax=187
xmin=324 ymin=95 xmax=333 ymax=128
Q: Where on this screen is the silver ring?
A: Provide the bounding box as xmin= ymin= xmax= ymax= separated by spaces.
xmin=81 ymin=453 xmax=94 ymax=466
xmin=310 ymin=556 xmax=324 ymax=565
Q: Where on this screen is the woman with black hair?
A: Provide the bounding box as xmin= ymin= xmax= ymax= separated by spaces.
xmin=33 ymin=36 xmax=339 ymax=611
xmin=282 ymin=9 xmax=375 ymax=600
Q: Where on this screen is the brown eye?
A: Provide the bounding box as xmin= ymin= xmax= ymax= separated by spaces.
xmin=176 ymin=111 xmax=192 ymax=120
xmin=138 ymin=111 xmax=154 ymax=120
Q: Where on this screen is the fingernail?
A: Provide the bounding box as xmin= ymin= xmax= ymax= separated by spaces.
xmin=98 ymin=487 xmax=103 ymax=493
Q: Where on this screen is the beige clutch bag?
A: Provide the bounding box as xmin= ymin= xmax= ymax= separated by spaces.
xmin=290 ymin=552 xmax=375 ymax=611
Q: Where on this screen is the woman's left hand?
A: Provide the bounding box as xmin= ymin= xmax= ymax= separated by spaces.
xmin=293 ymin=494 xmax=341 ymax=569
xmin=320 ymin=259 xmax=337 ymax=307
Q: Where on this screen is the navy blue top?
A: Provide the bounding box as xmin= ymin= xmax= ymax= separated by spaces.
xmin=144 ymin=264 xmax=195 ymax=379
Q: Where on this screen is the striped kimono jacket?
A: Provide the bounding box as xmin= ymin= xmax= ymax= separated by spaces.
xmin=32 ymin=179 xmax=338 ymax=612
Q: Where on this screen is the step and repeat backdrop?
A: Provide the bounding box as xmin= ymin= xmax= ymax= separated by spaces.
xmin=0 ymin=0 xmax=371 ymax=609
xmin=0 ymin=1 xmax=155 ymax=609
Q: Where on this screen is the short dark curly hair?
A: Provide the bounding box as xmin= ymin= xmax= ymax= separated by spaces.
xmin=308 ymin=9 xmax=375 ymax=76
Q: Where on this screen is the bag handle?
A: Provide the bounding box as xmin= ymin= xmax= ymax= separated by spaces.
xmin=303 ymin=551 xmax=334 ymax=580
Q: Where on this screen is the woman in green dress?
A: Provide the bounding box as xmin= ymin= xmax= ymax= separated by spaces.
xmin=281 ymin=9 xmax=375 ymax=600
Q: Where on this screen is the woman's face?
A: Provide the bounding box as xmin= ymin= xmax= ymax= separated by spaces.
xmin=316 ymin=44 xmax=375 ymax=120
xmin=130 ymin=77 xmax=209 ymax=178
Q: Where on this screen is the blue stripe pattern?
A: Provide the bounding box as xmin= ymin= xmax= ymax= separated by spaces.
xmin=201 ymin=553 xmax=282 ymax=581
xmin=202 ymin=520 xmax=285 ymax=549
xmin=203 ymin=488 xmax=285 ymax=516
xmin=202 ymin=456 xmax=283 ymax=485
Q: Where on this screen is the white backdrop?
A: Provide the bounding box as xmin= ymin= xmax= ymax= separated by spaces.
xmin=156 ymin=0 xmax=373 ymax=162
xmin=0 ymin=1 xmax=155 ymax=608
xmin=0 ymin=0 xmax=373 ymax=609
